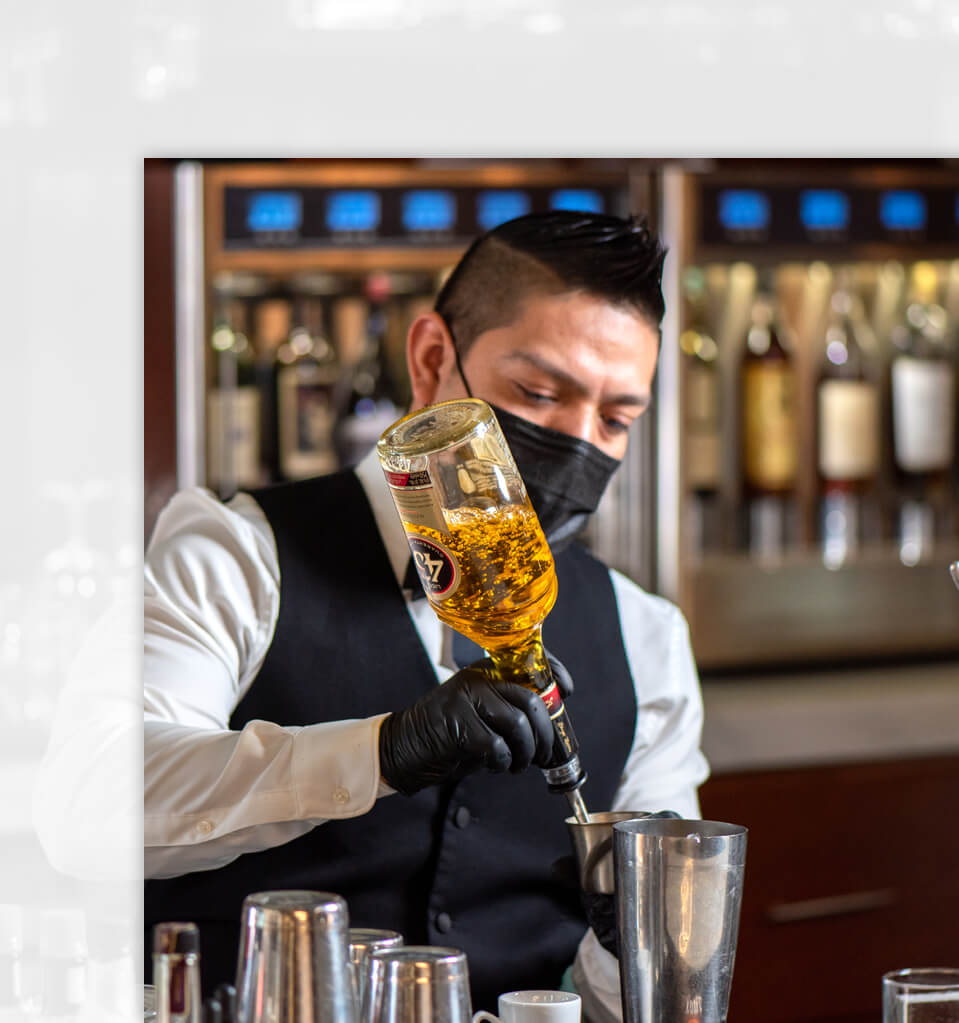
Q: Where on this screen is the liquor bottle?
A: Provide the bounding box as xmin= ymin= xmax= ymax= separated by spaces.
xmin=377 ymin=398 xmax=588 ymax=822
xmin=681 ymin=268 xmax=722 ymax=556
xmin=38 ymin=909 xmax=87 ymax=1022
xmin=740 ymin=281 xmax=798 ymax=559
xmin=816 ymin=275 xmax=881 ymax=567
xmin=153 ymin=923 xmax=201 ymax=1023
xmin=0 ymin=905 xmax=23 ymax=1020
xmin=206 ymin=297 xmax=261 ymax=497
xmin=335 ymin=275 xmax=403 ymax=467
xmin=252 ymin=295 xmax=293 ymax=484
xmin=276 ymin=296 xmax=340 ymax=480
xmin=890 ymin=262 xmax=956 ymax=564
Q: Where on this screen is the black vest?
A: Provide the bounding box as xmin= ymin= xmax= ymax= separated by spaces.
xmin=144 ymin=471 xmax=638 ymax=1009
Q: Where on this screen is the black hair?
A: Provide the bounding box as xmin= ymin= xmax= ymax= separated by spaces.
xmin=435 ymin=210 xmax=667 ymax=353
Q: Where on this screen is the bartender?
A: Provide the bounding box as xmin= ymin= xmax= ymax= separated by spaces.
xmin=143 ymin=210 xmax=709 ymax=1017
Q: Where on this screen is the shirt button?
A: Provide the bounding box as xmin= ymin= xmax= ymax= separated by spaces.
xmin=196 ymin=819 xmax=214 ymax=836
xmin=435 ymin=912 xmax=452 ymax=934
xmin=333 ymin=787 xmax=351 ymax=805
xmin=454 ymin=806 xmax=472 ymax=829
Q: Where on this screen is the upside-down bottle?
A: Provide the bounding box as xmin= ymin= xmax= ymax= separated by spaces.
xmin=377 ymin=398 xmax=589 ymax=822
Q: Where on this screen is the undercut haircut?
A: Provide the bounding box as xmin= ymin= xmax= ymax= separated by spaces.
xmin=435 ymin=210 xmax=667 ymax=354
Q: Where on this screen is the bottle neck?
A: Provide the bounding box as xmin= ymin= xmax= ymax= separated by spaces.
xmin=488 ymin=629 xmax=552 ymax=692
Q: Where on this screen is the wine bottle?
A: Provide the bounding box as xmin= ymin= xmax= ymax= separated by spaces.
xmin=252 ymin=295 xmax=293 ymax=484
xmin=276 ymin=296 xmax=339 ymax=480
xmin=377 ymin=398 xmax=588 ymax=820
xmin=335 ymin=275 xmax=403 ymax=468
xmin=740 ymin=282 xmax=798 ymax=558
xmin=681 ymin=268 xmax=722 ymax=555
xmin=816 ymin=275 xmax=881 ymax=567
xmin=206 ymin=297 xmax=261 ymax=497
xmin=889 ymin=262 xmax=956 ymax=564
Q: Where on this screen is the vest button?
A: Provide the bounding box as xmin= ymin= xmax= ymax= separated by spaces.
xmin=454 ymin=806 xmax=471 ymax=829
xmin=333 ymin=787 xmax=350 ymax=805
xmin=195 ymin=819 xmax=214 ymax=836
xmin=435 ymin=912 xmax=452 ymax=934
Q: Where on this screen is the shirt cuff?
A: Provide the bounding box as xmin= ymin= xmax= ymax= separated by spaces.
xmin=291 ymin=714 xmax=391 ymax=819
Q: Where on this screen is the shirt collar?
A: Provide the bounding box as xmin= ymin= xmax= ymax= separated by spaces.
xmin=354 ymin=445 xmax=412 ymax=589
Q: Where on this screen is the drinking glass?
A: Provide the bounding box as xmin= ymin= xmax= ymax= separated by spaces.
xmin=883 ymin=968 xmax=959 ymax=1023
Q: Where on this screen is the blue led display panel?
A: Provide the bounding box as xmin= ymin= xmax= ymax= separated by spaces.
xmin=247 ymin=192 xmax=303 ymax=233
xmin=325 ymin=191 xmax=381 ymax=232
xmin=401 ymin=190 xmax=457 ymax=232
xmin=476 ymin=190 xmax=531 ymax=231
xmin=800 ymin=189 xmax=851 ymax=232
xmin=718 ymin=190 xmax=771 ymax=231
xmin=549 ymin=188 xmax=604 ymax=213
xmin=879 ymin=190 xmax=926 ymax=231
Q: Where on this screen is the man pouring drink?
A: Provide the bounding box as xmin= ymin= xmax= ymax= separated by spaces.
xmin=143 ymin=210 xmax=710 ymax=1018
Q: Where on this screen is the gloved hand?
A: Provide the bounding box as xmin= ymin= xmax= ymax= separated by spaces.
xmin=552 ymin=810 xmax=683 ymax=959
xmin=379 ymin=659 xmax=556 ymax=796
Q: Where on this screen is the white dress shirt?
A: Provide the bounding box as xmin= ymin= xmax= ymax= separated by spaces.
xmin=143 ymin=447 xmax=710 ymax=1015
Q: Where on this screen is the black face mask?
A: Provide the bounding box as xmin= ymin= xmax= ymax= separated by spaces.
xmin=444 ymin=319 xmax=621 ymax=550
xmin=489 ymin=403 xmax=620 ymax=551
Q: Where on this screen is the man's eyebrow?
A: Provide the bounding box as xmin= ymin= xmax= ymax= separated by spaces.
xmin=502 ymin=351 xmax=651 ymax=409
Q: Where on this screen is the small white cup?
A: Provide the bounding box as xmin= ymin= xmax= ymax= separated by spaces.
xmin=474 ymin=990 xmax=582 ymax=1023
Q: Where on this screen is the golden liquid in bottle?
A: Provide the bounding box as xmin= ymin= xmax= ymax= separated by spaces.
xmin=402 ymin=503 xmax=557 ymax=653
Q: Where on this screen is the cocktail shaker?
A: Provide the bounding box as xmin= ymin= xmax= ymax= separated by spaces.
xmin=613 ymin=818 xmax=747 ymax=1023
xmin=234 ymin=890 xmax=354 ymax=1023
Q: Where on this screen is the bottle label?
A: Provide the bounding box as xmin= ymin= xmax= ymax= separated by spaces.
xmin=207 ymin=388 xmax=261 ymax=489
xmin=686 ymin=364 xmax=721 ymax=490
xmin=687 ymin=433 xmax=722 ymax=491
xmin=538 ymin=680 xmax=563 ymax=717
xmin=278 ymin=369 xmax=337 ymax=478
xmin=407 ymin=535 xmax=461 ymax=600
xmin=892 ymin=356 xmax=956 ymax=472
xmin=742 ymin=362 xmax=797 ymax=490
xmin=688 ymin=363 xmax=719 ymax=424
xmin=818 ymin=379 xmax=880 ymax=481
xmin=386 ymin=470 xmax=447 ymax=534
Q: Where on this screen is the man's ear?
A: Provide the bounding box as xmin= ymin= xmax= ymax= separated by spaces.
xmin=406 ymin=312 xmax=460 ymax=409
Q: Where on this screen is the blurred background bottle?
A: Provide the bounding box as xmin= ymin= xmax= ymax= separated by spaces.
xmin=889 ymin=261 xmax=957 ymax=565
xmin=681 ymin=267 xmax=722 ymax=557
xmin=38 ymin=909 xmax=87 ymax=1022
xmin=740 ymin=280 xmax=798 ymax=559
xmin=0 ymin=906 xmax=23 ymax=1020
xmin=815 ymin=272 xmax=881 ymax=568
xmin=276 ymin=295 xmax=340 ymax=480
xmin=206 ymin=294 xmax=261 ymax=497
xmin=252 ymin=294 xmax=294 ymax=485
xmin=335 ymin=273 xmax=404 ymax=467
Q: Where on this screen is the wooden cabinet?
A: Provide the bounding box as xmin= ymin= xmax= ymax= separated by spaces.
xmin=699 ymin=754 xmax=959 ymax=1023
xmin=144 ymin=158 xmax=179 ymax=543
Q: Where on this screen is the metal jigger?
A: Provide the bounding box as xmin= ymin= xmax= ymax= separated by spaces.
xmin=613 ymin=818 xmax=747 ymax=1023
xmin=565 ymin=812 xmax=653 ymax=894
xmin=234 ymin=890 xmax=355 ymax=1023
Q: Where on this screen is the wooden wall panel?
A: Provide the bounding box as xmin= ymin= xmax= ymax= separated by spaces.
xmin=699 ymin=755 xmax=959 ymax=1023
xmin=144 ymin=159 xmax=178 ymax=542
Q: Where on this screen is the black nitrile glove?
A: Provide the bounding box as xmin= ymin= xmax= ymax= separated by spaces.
xmin=554 ymin=809 xmax=684 ymax=959
xmin=379 ymin=659 xmax=556 ymax=796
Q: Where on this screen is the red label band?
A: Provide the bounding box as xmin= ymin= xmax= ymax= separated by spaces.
xmin=387 ymin=469 xmax=432 ymax=489
xmin=539 ymin=681 xmax=563 ymax=716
